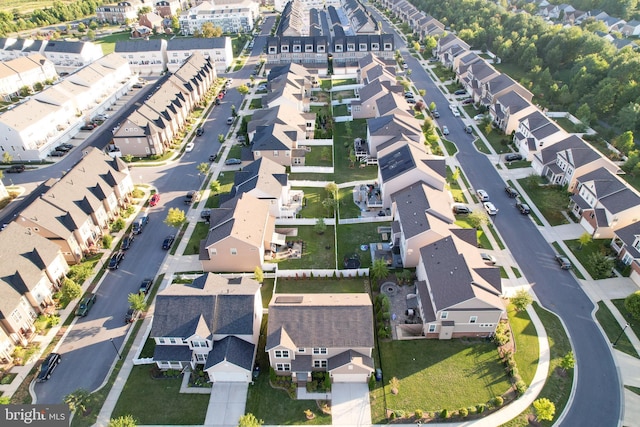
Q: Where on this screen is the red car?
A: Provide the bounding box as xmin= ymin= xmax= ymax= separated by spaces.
xmin=217 ymin=92 xmax=225 ymax=99
xmin=150 ymin=193 xmax=160 ymax=206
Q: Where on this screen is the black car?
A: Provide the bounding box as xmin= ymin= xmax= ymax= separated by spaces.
xmin=50 ymin=150 xmax=66 ymax=157
xmin=139 ymin=278 xmax=153 ymax=295
xmin=125 ymin=308 xmax=139 ymax=323
xmin=454 ymin=89 xmax=467 ymax=95
xmin=201 ymin=209 xmax=212 ymax=221
xmin=516 ymin=201 xmax=531 ymax=214
xmin=184 ymin=190 xmax=200 ymax=204
xmin=108 ymin=251 xmax=125 ymax=269
xmin=80 ymin=124 xmax=95 ymax=131
xmin=36 ymin=353 xmax=61 ymax=382
xmin=132 ymin=83 xmax=144 ymax=89
xmin=162 ymin=235 xmax=175 ymax=250
xmin=505 ymin=153 xmax=523 ymax=162
xmin=196 ymin=127 xmax=204 ymax=136
xmin=6 ymin=164 xmax=25 ymax=173
xmin=209 ymin=154 xmax=218 ymax=162
xmin=505 ymin=186 xmax=519 ymax=198
xmin=55 ymin=145 xmax=71 ymax=152
xmin=121 ymin=233 xmax=134 ymax=250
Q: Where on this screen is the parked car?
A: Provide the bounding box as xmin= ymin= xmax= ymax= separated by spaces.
xmin=139 ymin=278 xmax=153 ymax=295
xmin=481 ymin=253 xmax=497 ymax=265
xmin=36 ymin=353 xmax=61 ymax=382
xmin=6 ymin=164 xmax=25 ymax=173
xmin=505 ymin=153 xmax=523 ymax=162
xmin=257 ymin=84 xmax=267 ymax=91
xmin=132 ymin=83 xmax=144 ymax=89
xmin=121 ymin=233 xmax=134 ymax=250
xmin=162 ymin=235 xmax=175 ymax=250
xmin=75 ymin=294 xmax=97 ymax=317
xmin=217 ymin=92 xmax=224 ymax=99
xmin=125 ymin=308 xmax=139 ymax=323
xmin=442 ymin=126 xmax=449 ymax=135
xmin=462 ymin=98 xmax=474 ymax=105
xmin=402 ymin=63 xmax=409 ymax=69
xmin=59 ymin=143 xmax=74 ymax=150
xmin=209 ymin=154 xmax=218 ymax=162
xmin=55 ymin=144 xmax=71 ymax=152
xmin=185 ymin=142 xmax=195 ymax=152
xmin=184 ymin=190 xmax=200 ymax=204
xmin=452 ymin=204 xmax=470 ymax=214
xmin=556 ymin=255 xmax=572 ymax=270
xmin=226 ymin=117 xmax=234 ymax=125
xmin=108 ymin=251 xmax=125 ymax=269
xmin=225 ymin=158 xmax=242 ymax=165
xmin=474 ymin=114 xmax=485 ymax=121
xmin=454 ymin=89 xmax=467 ymax=95
xmin=96 ymin=113 xmax=109 ymax=120
xmin=201 ymin=209 xmax=212 ymax=220
xmin=464 ymin=125 xmax=473 ymax=134
xmin=451 ymin=108 xmax=460 ymax=117
xmin=505 ymin=186 xmax=519 ymax=198
xmin=80 ymin=124 xmax=95 ymax=131
xmin=50 ymin=150 xmax=66 ymax=157
xmin=432 ymin=110 xmax=440 ymax=118
xmin=237 ymin=135 xmax=246 ymax=144
xmin=149 ymin=193 xmax=160 ymax=206
xmin=406 ymin=98 xmax=416 ymax=104
xmin=476 ymin=189 xmax=490 ymax=201
xmin=516 ymin=200 xmax=531 ymax=214
xmin=483 ymin=202 xmax=498 ymax=215
xmin=215 ymin=98 xmax=221 ymax=105
xmin=404 ymin=92 xmax=414 ymax=98
xmin=226 ymin=78 xmax=233 ymax=86
xmin=196 ymin=127 xmax=204 ymax=136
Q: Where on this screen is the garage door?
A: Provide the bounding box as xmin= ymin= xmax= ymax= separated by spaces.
xmin=331 ymin=373 xmax=369 ymax=383
xmin=211 ymin=371 xmax=249 ymax=382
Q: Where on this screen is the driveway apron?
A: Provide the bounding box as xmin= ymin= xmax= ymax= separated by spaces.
xmin=205 ymin=382 xmax=248 ymax=426
xmin=331 ymin=383 xmax=371 ymax=426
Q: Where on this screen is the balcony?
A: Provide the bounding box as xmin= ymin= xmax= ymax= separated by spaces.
xmin=610 ymin=237 xmax=624 ymax=254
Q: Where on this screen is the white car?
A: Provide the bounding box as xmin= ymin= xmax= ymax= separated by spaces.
xmin=476 ymin=189 xmax=490 ymax=201
xmin=474 ymin=114 xmax=485 ymax=121
xmin=185 ymin=142 xmax=195 ymax=152
xmin=442 ymin=126 xmax=449 ymax=135
xmin=483 ymin=202 xmax=498 ymax=216
xmin=452 ymin=109 xmax=461 ymax=117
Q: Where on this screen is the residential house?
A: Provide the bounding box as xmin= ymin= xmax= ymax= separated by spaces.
xmin=533 ymin=134 xmax=622 ymax=191
xmin=0 ymin=328 xmax=15 ymax=363
xmin=434 ymin=34 xmax=470 ymax=67
xmin=350 ymin=79 xmax=404 ymax=119
xmin=266 ymin=293 xmax=375 ymax=383
xmin=130 ymin=26 xmax=153 ymax=39
xmin=331 ymin=30 xmax=395 ymax=67
xmin=166 ymin=37 xmax=232 ymax=73
xmin=200 ymin=193 xmax=277 ymax=273
xmin=610 ymin=222 xmax=640 ymax=285
xmin=179 ymin=0 xmax=259 ymax=35
xmin=479 ymin=73 xmax=533 ymax=108
xmin=342 ymin=0 xmax=379 ymax=34
xmin=247 ymin=103 xmax=315 ymax=141
xmin=366 ymin=111 xmax=425 ymax=159
xmin=0 ymin=54 xmax=57 ymax=101
xmin=513 ymin=111 xmax=565 ymax=159
xmin=115 ymin=39 xmax=168 ymax=74
xmin=251 ymin=123 xmax=306 ymax=167
xmin=621 ymin=19 xmax=640 ymax=36
xmin=0 ymin=289 xmax=38 ymax=349
xmin=264 ymin=36 xmax=329 ymax=67
xmin=389 ymin=182 xmax=456 ymax=268
xmin=569 ymin=167 xmax=640 ymax=239
xmin=139 ymin=12 xmax=164 ymax=32
xmin=0 ymin=38 xmax=43 ymax=61
xmin=97 ymin=1 xmax=144 ymax=24
xmin=42 ymin=40 xmax=103 ymax=74
xmin=277 ymin=0 xmax=307 ymax=36
xmin=460 ymin=60 xmax=499 ymax=103
xmin=154 ymin=0 xmax=181 ymax=17
xmin=452 ymin=52 xmax=482 ymax=79
xmin=411 ymin=232 xmax=504 ymax=339
xmin=356 ymin=53 xmax=397 ymax=86
xmin=230 ymin=157 xmax=303 ymax=219
xmin=414 ymin=13 xmax=445 ymax=39
xmin=490 ymin=90 xmax=538 ymax=135
xmin=151 ymin=273 xmax=262 ymax=382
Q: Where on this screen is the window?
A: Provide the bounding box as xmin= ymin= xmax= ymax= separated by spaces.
xmin=192 ymin=340 xmax=208 ymax=348
xmin=195 ymin=353 xmax=207 ymax=362
xmin=254 ymin=151 xmax=260 ymax=157
xmin=274 ymin=350 xmax=290 ymax=358
xmin=169 ymin=338 xmax=177 ymax=344
xmin=158 ymin=338 xmax=166 ymax=344
xmin=210 ymin=248 xmax=217 ymax=256
xmin=469 ymin=316 xmax=477 ymax=324
xmin=273 ymin=151 xmax=279 ymax=156
xmin=230 ymin=248 xmax=237 ymax=255
xmin=313 ymin=360 xmax=327 ymax=368
xmin=312 ymin=347 xmax=327 ymax=355
xmin=276 ymin=363 xmax=291 ymax=371
xmin=440 ymin=311 xmax=448 ymax=319
xmin=298 ymin=348 xmax=305 ymax=353
xmin=428 ymin=324 xmax=436 ymax=332
xmin=11 ymin=310 xmax=22 ymax=323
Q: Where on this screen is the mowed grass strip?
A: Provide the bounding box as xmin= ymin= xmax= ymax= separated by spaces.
xmin=507 ymin=305 xmax=539 ymax=385
xmin=379 ymin=339 xmax=511 ymax=412
xmin=275 ymin=225 xmax=336 ymax=269
xmin=112 ymin=365 xmax=209 ymax=425
xmin=275 ymin=278 xmax=367 ymax=294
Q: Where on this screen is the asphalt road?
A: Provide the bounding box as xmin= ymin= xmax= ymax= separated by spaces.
xmin=380 ymin=14 xmax=621 ymax=427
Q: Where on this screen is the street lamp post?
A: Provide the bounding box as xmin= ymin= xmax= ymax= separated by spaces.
xmin=110 ymin=338 xmax=122 ymax=359
xmin=613 ymin=323 xmax=630 ymax=347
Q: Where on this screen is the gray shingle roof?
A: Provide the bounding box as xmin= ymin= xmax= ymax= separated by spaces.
xmin=204 ymin=335 xmax=255 ymax=371
xmin=167 ymin=37 xmax=227 ymax=50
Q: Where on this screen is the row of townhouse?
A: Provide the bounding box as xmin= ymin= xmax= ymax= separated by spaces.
xmin=434 ymin=33 xmax=640 ymax=284
xmin=0 ymin=54 xmax=58 ymax=101
xmin=0 ymin=148 xmax=134 ymax=362
xmin=534 ymin=1 xmax=640 ymax=35
xmin=114 ymin=37 xmax=233 ymax=75
xmin=0 ymin=39 xmax=104 ymax=74
xmin=97 ymin=0 xmax=184 ymax=24
xmin=178 ymin=0 xmax=260 ymax=35
xmin=111 ymin=53 xmax=217 ymax=158
xmin=0 ymin=53 xmax=133 ymax=161
xmin=377 ymin=0 xmax=445 ymax=39
xmin=336 ymin=0 xmax=379 ymax=35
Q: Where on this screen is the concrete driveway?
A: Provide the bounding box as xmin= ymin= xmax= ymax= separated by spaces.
xmin=204 ymin=382 xmax=248 ymax=427
xmin=331 ymin=383 xmax=371 ymax=426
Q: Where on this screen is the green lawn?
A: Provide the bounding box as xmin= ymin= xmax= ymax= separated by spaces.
xmin=183 ymin=222 xmax=209 ymax=255
xmin=275 ymin=278 xmax=367 ymax=293
xmin=206 ymin=171 xmax=235 ymax=208
xmin=611 ymin=299 xmax=640 ymax=355
xmin=507 ymin=305 xmax=538 ymax=385
xmin=295 ymin=187 xmax=331 ymax=219
xmin=564 ymin=238 xmax=616 ymax=279
xmin=304 ymin=146 xmax=333 ymax=167
xmin=111 ymin=366 xmax=210 ymax=425
xmin=331 ymin=120 xmax=378 ymax=183
xmin=447 ymin=166 xmax=467 ymax=204
xmin=337 ymin=222 xmax=390 ymax=268
xmin=372 ymin=339 xmax=511 ymax=420
xmin=261 ymin=278 xmax=275 ymax=308
xmin=273 ymin=226 xmax=336 ymax=269
xmin=338 ymin=187 xmax=362 ymax=219
xmin=455 ymin=218 xmax=492 ymax=250
xmin=517 ymin=177 xmax=571 ymax=226
xmin=595 ymin=302 xmax=638 ymax=358
xmin=95 ymin=32 xmax=172 ymax=55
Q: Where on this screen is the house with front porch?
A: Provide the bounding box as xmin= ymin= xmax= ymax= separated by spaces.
xmin=513 ymin=111 xmax=565 ymax=160
xmin=434 ymin=34 xmax=470 ymax=67
xmin=411 ymin=232 xmax=505 ymax=339
xmin=479 ymin=73 xmax=533 ymax=108
xmin=266 ymin=293 xmax=374 ymax=383
xmin=569 ymin=167 xmax=640 ymax=239
xmin=610 ymin=222 xmax=640 ymax=286
xmin=490 ymin=90 xmax=537 ymax=135
xmin=151 ymin=273 xmax=262 ymax=383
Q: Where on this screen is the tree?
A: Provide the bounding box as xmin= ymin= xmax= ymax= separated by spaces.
xmin=3 ymin=152 xmax=12 ymax=164
xmin=254 ymin=266 xmax=264 ymax=283
xmin=587 ymin=252 xmax=614 ymax=279
xmin=197 ymin=162 xmax=209 ymax=176
xmin=137 ymin=6 xmax=152 ymax=17
xmin=238 ymin=413 xmax=263 ymax=427
xmin=109 ymin=415 xmax=137 ymax=427
xmin=560 ymin=351 xmax=575 ymax=372
xmin=237 ymin=84 xmax=250 ymax=95
xmin=171 ymin=16 xmax=180 ymax=33
xmin=231 ymin=105 xmax=237 ymax=117
xmin=201 ymin=22 xmax=222 ymax=38
xmin=0 ymin=396 xmax=10 ymax=404
xmin=218 ymin=134 xmax=225 ymax=143
xmin=578 ymin=232 xmax=592 ymax=249
xmin=61 ymin=278 xmax=82 ymax=301
xmin=164 ymin=207 xmax=186 ymax=228
xmin=325 ymin=182 xmax=338 ymax=199
xmin=348 ymin=150 xmax=357 ymax=168
xmin=576 ymin=103 xmax=592 ymax=126
xmin=467 ymin=210 xmax=488 ymax=229
xmin=371 ymin=259 xmax=389 ymax=283
xmin=321 ymin=198 xmax=337 ymax=217
xmin=624 ymin=291 xmax=640 ymax=320
xmin=209 ymin=180 xmax=221 ymax=194
xmin=128 ymin=293 xmax=147 ymax=312
xmin=613 ymin=131 xmax=636 ymax=155
xmin=87 ymin=29 xmax=95 ymax=40
xmin=64 ymin=389 xmax=89 ymax=415
xmin=313 ymin=218 xmax=327 ymax=234
xmin=511 ymin=289 xmax=533 ymax=312
xmin=533 ymin=398 xmax=556 ymax=422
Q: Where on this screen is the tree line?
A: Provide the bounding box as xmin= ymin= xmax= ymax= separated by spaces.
xmin=0 ymin=0 xmax=100 ymax=36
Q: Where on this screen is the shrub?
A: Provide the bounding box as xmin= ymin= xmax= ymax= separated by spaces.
xmin=368 ymin=375 xmax=376 ymax=391
xmin=414 ymin=409 xmax=423 ymax=419
xmin=510 ymin=367 xmax=519 ymax=378
xmin=395 ymin=410 xmax=405 ymax=418
xmin=440 ymin=409 xmax=449 ymax=419
xmin=458 ymin=407 xmax=468 ymax=418
xmin=111 ymin=218 xmax=125 ymax=232
xmin=102 ymin=234 xmax=113 ymax=249
xmin=515 ymin=380 xmax=527 ymax=396
xmin=467 ymin=406 xmax=477 ymax=414
xmin=493 ymin=396 xmax=504 ymax=407
xmin=476 ymin=404 xmax=485 ymax=413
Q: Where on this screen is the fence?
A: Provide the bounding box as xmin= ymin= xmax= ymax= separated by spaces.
xmin=275 ymin=268 xmax=369 ymax=279
xmin=133 ymin=357 xmax=155 ymax=365
xmin=300 ymin=139 xmax=333 ymax=146
xmin=290 ymin=166 xmax=334 ymax=174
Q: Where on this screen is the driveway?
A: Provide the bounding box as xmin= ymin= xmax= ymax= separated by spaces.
xmin=331 ymin=383 xmax=371 ymax=426
xmin=204 ymin=382 xmax=248 ymax=427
